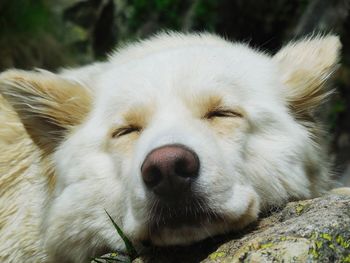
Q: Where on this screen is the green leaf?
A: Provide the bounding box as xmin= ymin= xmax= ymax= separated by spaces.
xmin=105 ymin=210 xmax=138 ymax=259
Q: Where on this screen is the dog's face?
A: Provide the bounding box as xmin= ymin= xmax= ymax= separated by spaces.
xmin=0 ymin=33 xmax=340 ymax=259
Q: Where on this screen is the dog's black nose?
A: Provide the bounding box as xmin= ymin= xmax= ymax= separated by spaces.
xmin=141 ymin=144 xmax=200 ymax=200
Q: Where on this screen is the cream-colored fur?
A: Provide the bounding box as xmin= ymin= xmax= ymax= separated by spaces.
xmin=0 ymin=32 xmax=342 ymax=262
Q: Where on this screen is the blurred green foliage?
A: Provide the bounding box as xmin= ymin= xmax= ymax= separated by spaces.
xmin=122 ymin=0 xmax=218 ymax=41
xmin=192 ymin=0 xmax=217 ymax=31
xmin=0 ymin=0 xmax=70 ymax=70
xmin=0 ymin=1 xmax=52 ymax=35
xmin=128 ymin=0 xmax=188 ymax=30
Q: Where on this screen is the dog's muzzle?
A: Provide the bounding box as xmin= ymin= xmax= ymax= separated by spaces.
xmin=140 ymin=144 xmax=218 ymax=229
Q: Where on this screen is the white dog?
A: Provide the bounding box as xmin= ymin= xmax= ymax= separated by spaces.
xmin=0 ymin=32 xmax=341 ymax=262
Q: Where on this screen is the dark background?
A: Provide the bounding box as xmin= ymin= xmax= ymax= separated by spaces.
xmin=1 ymin=0 xmax=349 ymax=185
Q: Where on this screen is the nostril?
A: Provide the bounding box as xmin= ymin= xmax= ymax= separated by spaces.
xmin=174 ymin=158 xmax=188 ymax=176
xmin=174 ymin=156 xmax=199 ymax=179
xmin=142 ymin=165 xmax=162 ymax=188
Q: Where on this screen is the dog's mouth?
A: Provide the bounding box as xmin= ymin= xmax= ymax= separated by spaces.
xmin=145 ymin=196 xmax=230 ymax=246
xmin=149 ymin=197 xmax=222 ymax=228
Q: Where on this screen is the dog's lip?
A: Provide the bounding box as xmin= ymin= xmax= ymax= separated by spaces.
xmin=149 ymin=210 xmax=223 ymax=229
xmin=147 ymin=197 xmax=223 ymax=230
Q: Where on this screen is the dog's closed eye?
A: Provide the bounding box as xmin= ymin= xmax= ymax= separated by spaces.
xmin=112 ymin=126 xmax=141 ymax=138
xmin=204 ymin=108 xmax=243 ymax=119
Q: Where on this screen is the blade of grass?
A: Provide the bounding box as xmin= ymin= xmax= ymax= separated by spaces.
xmin=92 ymin=257 xmax=129 ymax=263
xmin=105 ymin=210 xmax=138 ymax=258
xmin=91 ymin=258 xmax=105 ymax=263
xmin=92 ymin=256 xmax=131 ymax=263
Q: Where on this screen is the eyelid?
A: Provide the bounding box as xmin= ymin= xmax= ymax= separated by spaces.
xmin=111 ymin=125 xmax=141 ymax=138
xmin=204 ymin=107 xmax=243 ymax=119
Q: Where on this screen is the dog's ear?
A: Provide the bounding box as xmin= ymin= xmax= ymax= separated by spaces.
xmin=273 ymin=35 xmax=341 ymax=118
xmin=0 ymin=69 xmax=92 ymax=154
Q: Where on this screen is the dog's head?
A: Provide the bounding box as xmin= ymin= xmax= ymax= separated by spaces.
xmin=0 ymin=33 xmax=340 ymax=259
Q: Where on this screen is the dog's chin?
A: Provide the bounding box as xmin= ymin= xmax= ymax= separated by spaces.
xmin=145 ymin=206 xmax=255 ymax=247
xmin=148 ymin=218 xmax=235 ymax=246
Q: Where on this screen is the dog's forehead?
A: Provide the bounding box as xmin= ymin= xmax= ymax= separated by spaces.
xmin=94 ymin=45 xmax=278 ymax=116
